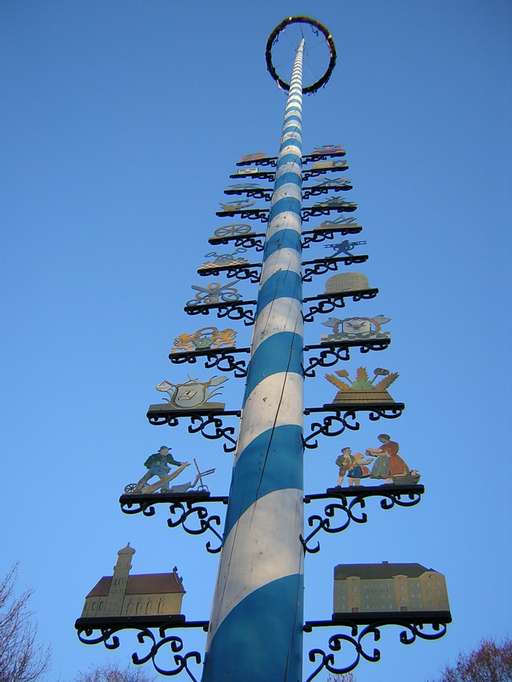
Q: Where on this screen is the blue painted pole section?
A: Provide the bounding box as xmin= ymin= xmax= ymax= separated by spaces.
xmin=202 ymin=40 xmax=305 ymax=682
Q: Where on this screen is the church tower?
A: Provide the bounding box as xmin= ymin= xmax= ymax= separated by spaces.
xmin=104 ymin=543 xmax=135 ymax=615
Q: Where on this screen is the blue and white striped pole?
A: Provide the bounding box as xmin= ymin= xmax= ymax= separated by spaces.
xmin=202 ymin=40 xmax=305 ymax=682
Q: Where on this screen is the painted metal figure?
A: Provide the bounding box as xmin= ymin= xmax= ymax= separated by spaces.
xmin=155 ymin=375 xmax=227 ymax=410
xmin=130 ymin=446 xmax=188 ymax=494
xmin=325 ymin=367 xmax=399 ymax=404
xmin=171 ymin=327 xmax=237 ymax=354
xmin=219 ymin=199 xmax=255 ymax=212
xmin=325 ymin=239 xmax=367 ymax=257
xmin=201 ymin=249 xmax=249 ymax=268
xmin=186 ymin=282 xmax=241 ymax=306
xmin=314 ymin=216 xmax=360 ymax=230
xmin=321 ymin=315 xmax=390 ymax=343
xmin=213 ymin=223 xmax=253 ymax=238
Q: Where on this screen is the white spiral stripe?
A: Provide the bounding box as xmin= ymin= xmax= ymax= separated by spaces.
xmin=206 ymin=488 xmax=304 ymax=644
xmin=260 ymin=248 xmax=301 ymax=287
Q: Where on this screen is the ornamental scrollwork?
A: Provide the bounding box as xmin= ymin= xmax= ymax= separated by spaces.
xmin=303 ymin=410 xmax=360 ymax=449
xmin=304 ymin=621 xmax=448 ymax=681
xmin=303 ymin=346 xmax=350 ymax=377
xmin=215 ymin=301 xmax=256 ymax=326
xmin=167 ymin=501 xmax=226 ymax=553
xmin=302 ymin=290 xmax=379 ymax=323
xmin=301 ymin=485 xmax=424 ymax=553
xmin=188 ymin=413 xmax=240 ymax=453
xmin=76 ymin=622 xmax=207 ymax=680
xmin=203 ymin=350 xmax=249 ymax=378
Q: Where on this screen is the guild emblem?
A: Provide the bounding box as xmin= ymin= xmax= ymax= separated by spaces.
xmin=325 ymin=367 xmax=398 ymax=404
xmin=213 ymin=223 xmax=253 ymax=238
xmin=201 ymin=249 xmax=249 ymax=269
xmin=321 ymin=315 xmax=390 ymax=343
xmin=186 ymin=281 xmax=241 ymax=306
xmin=325 ymin=273 xmax=370 ymax=293
xmin=219 ymin=199 xmax=255 ymax=212
xmin=171 ymin=327 xmax=237 ymax=353
xmin=155 ymin=375 xmax=227 ymax=410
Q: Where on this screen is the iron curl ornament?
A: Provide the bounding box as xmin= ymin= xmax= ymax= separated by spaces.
xmin=303 ymin=339 xmax=391 ymax=377
xmin=75 ymin=616 xmax=208 ymax=680
xmin=302 ymin=223 xmax=363 ymax=249
xmin=169 ymin=347 xmax=250 ymax=378
xmin=301 ymin=485 xmax=424 ymax=553
xmin=167 ymin=498 xmax=227 ymax=554
xmin=211 ymin=234 xmax=265 ymax=252
xmin=119 ymin=493 xmax=229 ymax=553
xmin=301 ymin=255 xmax=368 ymax=283
xmin=146 ymin=408 xmax=241 ymax=453
xmin=303 ymin=616 xmax=450 ymax=680
xmin=302 ymin=289 xmax=379 ymax=323
xmin=265 ymin=16 xmax=336 ymax=94
xmin=197 ymin=262 xmax=262 ymax=284
xmin=184 ymin=300 xmax=256 ymax=326
xmin=303 ymin=403 xmax=405 ymax=449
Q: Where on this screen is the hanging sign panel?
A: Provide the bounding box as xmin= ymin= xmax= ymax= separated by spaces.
xmin=333 ymin=562 xmax=451 ymax=620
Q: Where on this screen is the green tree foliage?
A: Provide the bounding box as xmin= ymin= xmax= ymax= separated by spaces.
xmin=430 ymin=638 xmax=512 ymax=682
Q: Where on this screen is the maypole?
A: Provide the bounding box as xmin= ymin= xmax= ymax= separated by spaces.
xmin=202 ymin=37 xmax=306 ymax=682
xmin=75 ymin=15 xmax=452 ymax=682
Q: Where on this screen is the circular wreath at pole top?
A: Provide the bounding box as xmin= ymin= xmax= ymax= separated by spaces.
xmin=265 ymin=16 xmax=336 ymax=94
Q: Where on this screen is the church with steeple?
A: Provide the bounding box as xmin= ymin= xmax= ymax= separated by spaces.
xmin=81 ymin=544 xmax=185 ymax=618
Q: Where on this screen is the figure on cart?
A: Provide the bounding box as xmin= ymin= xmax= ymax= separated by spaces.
xmin=123 ymin=446 xmax=215 ymax=495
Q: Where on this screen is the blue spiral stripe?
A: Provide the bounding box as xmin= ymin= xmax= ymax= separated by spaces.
xmin=223 ymin=424 xmax=303 ymax=538
xmin=256 ymin=270 xmax=301 ymax=314
xmin=203 ymin=575 xmax=303 ymax=682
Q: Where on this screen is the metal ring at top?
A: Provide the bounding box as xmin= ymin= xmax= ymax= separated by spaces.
xmin=265 ymin=16 xmax=336 ymax=94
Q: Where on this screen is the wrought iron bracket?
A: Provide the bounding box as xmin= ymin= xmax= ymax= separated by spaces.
xmin=236 ymin=156 xmax=276 ymax=167
xmin=300 ymin=485 xmax=424 ymax=553
xmin=216 ymin=208 xmax=269 ymax=222
xmin=120 ymin=492 xmax=229 ymax=554
xmin=303 ymin=150 xmax=347 ymax=163
xmin=303 ymin=613 xmax=451 ymax=680
xmin=301 ymin=203 xmax=358 ymax=222
xmin=146 ymin=407 xmax=241 ymax=453
xmin=302 ymin=255 xmax=368 ymax=282
xmin=224 ymin=187 xmax=273 ymax=201
xmin=167 ymin=497 xmax=228 ymax=553
xmin=303 ymin=403 xmax=405 ymax=449
xmin=302 ymin=225 xmax=363 ymax=249
xmin=303 ymin=165 xmax=349 ymax=181
xmin=169 ymin=347 xmax=251 ymax=378
xmin=208 ymin=233 xmax=265 ymax=252
xmin=229 ymin=170 xmax=274 ymax=180
xmin=75 ymin=615 xmax=208 ymax=680
xmin=184 ymin=301 xmax=256 ymax=326
xmin=302 ymin=182 xmax=352 ymax=199
xmin=303 ymin=339 xmax=391 ymax=376
xmin=197 ymin=263 xmax=261 ymax=284
xmin=302 ymin=289 xmax=379 ymax=322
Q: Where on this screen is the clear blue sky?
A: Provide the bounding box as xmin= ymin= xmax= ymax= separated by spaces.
xmin=1 ymin=1 xmax=511 ymax=680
